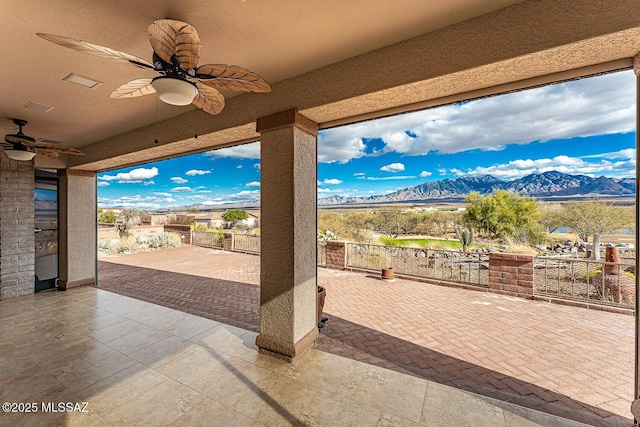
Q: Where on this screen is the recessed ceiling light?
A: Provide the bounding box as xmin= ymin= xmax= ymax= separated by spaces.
xmin=23 ymin=101 xmax=56 ymax=113
xmin=63 ymin=73 xmax=102 ymax=89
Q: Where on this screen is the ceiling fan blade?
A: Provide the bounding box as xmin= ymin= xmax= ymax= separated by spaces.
xmin=110 ymin=78 xmax=155 ymax=98
xmin=5 ymin=134 xmax=34 ymax=145
xmin=35 ymin=149 xmax=60 ymax=158
xmin=148 ymin=19 xmax=200 ymax=70
xmin=195 ymin=64 xmax=272 ymax=93
xmin=37 ymin=33 xmax=154 ymax=69
xmin=193 ymin=83 xmax=225 ymax=115
xmin=21 ymin=140 xmax=85 ymax=156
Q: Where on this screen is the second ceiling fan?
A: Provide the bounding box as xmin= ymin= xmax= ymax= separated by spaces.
xmin=38 ymin=19 xmax=271 ymax=115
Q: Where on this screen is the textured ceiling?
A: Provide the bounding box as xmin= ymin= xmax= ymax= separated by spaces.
xmin=1 ymin=0 xmax=638 ymax=171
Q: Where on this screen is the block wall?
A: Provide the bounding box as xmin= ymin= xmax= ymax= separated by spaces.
xmin=0 ymin=157 xmax=35 ymax=299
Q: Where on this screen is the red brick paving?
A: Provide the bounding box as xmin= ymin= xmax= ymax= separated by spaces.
xmin=98 ymin=246 xmax=635 ymax=427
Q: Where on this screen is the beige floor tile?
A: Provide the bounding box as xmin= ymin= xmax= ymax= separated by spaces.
xmin=87 ymin=318 xmax=148 ymax=343
xmin=163 ymin=315 xmax=221 ymax=340
xmin=77 ymin=363 xmax=170 ymax=417
xmin=421 ymin=381 xmax=506 ymax=426
xmin=156 ymin=345 xmax=225 ymax=385
xmin=128 ymin=335 xmax=194 ymax=368
xmin=295 ymin=350 xmax=369 ymax=397
xmin=191 ymin=355 xmax=274 ymax=406
xmin=232 ymin=372 xmax=320 ymax=427
xmin=101 ymin=377 xmax=205 ymax=427
xmin=105 ymin=327 xmax=171 ymax=354
xmin=191 ymin=324 xmax=260 ymax=363
xmin=122 ymin=303 xmax=175 ymax=323
xmin=49 ymin=348 xmax=138 ymax=393
xmin=169 ymin=396 xmax=259 ymax=427
xmin=301 ymin=389 xmax=408 ymax=427
xmin=351 ymin=365 xmax=428 ymax=423
xmin=501 ymin=401 xmax=592 ymax=427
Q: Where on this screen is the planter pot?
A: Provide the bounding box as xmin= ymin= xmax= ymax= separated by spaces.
xmin=381 ymin=267 xmax=394 ymax=280
xmin=317 ymin=286 xmax=327 ymax=326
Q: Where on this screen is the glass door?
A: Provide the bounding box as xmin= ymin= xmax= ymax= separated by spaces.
xmin=34 ymin=169 xmax=58 ymax=292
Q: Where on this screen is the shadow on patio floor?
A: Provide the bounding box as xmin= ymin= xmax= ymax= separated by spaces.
xmin=98 ymin=260 xmax=631 ymax=427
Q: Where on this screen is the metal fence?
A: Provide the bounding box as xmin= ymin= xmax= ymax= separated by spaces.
xmin=191 ymin=230 xmax=224 ymax=249
xmin=317 ymin=242 xmax=327 ymax=267
xmin=345 ymin=243 xmax=489 ymax=287
xmin=232 ymin=234 xmax=261 ymax=254
xmin=534 ymin=256 xmax=635 ymax=307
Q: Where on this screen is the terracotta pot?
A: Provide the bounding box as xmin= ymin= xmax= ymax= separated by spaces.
xmin=317 ymin=286 xmax=326 ymax=324
xmin=381 ymin=267 xmax=394 ymax=280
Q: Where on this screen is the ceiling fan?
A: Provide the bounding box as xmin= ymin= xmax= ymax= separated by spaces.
xmin=1 ymin=119 xmax=85 ymax=161
xmin=37 ymin=19 xmax=272 ymax=115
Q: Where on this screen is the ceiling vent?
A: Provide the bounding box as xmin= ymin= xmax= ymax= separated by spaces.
xmin=22 ymin=101 xmax=55 ymax=113
xmin=63 ymin=73 xmax=102 ymax=89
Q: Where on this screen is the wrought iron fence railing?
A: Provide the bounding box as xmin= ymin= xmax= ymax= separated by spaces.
xmin=191 ymin=230 xmax=224 ymax=249
xmin=232 ymin=234 xmax=260 ymax=254
xmin=534 ymin=256 xmax=635 ymax=307
xmin=317 ymin=241 xmax=327 ymax=267
xmin=345 ymin=243 xmax=489 ymax=287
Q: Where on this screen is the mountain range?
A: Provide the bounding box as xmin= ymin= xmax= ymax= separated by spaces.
xmin=317 ymin=171 xmax=636 ymax=205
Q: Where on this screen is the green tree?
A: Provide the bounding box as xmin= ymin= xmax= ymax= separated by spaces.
xmin=222 ymin=209 xmax=248 ymax=225
xmin=98 ymin=210 xmax=117 ymax=224
xmin=463 ymin=190 xmax=540 ymax=239
xmin=557 ymin=200 xmax=634 ymax=242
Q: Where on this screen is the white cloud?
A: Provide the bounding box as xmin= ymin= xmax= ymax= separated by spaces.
xmin=318 ymin=188 xmax=332 ymax=193
xmin=419 ymin=171 xmax=432 ymax=178
xmin=318 ymin=71 xmax=635 ymax=162
xmin=204 ymin=141 xmax=260 ymax=159
xmin=153 ymin=192 xmax=173 ymax=197
xmin=353 ymin=172 xmax=365 ymax=177
xmin=359 ymin=175 xmax=416 ymax=181
xmin=171 ymin=186 xmax=193 ymax=192
xmin=237 ymin=165 xmax=243 ymax=169
xmin=143 ymin=180 xmax=155 ymax=186
xmin=185 ymin=170 xmax=211 ymax=176
xmin=97 ymin=181 xmax=110 ymax=187
xmin=453 ymin=151 xmax=636 ymax=180
xmin=581 ymin=148 xmax=636 ymax=160
xmin=170 ymin=177 xmax=188 ymax=184
xmin=438 ymin=169 xmax=448 ymax=175
xmin=245 ymin=181 xmax=261 ymax=187
xmin=320 ymin=178 xmax=343 ymax=185
xmin=100 ymin=166 xmax=159 ymax=183
xmin=380 ymin=163 xmax=405 ymax=173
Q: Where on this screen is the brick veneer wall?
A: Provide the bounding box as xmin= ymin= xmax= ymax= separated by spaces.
xmin=164 ymin=224 xmax=192 ymax=244
xmin=223 ymin=233 xmax=233 ymax=251
xmin=0 ymin=157 xmax=35 ymax=300
xmin=488 ymin=253 xmax=534 ymax=298
xmin=325 ymin=241 xmax=346 ymax=270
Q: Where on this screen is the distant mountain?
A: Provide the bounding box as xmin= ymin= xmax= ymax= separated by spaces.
xmin=318 ymin=171 xmax=636 ymax=205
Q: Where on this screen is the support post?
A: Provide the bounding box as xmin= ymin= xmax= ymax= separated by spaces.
xmin=58 ymin=169 xmax=97 ymax=290
xmin=255 ymin=109 xmax=319 ymax=362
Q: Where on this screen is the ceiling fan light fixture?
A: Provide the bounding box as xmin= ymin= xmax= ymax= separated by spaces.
xmin=5 ymin=149 xmax=36 ymax=161
xmin=151 ymin=77 xmax=197 ymax=106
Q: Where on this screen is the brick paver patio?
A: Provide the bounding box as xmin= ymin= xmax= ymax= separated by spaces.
xmin=98 ymin=246 xmax=635 ymax=426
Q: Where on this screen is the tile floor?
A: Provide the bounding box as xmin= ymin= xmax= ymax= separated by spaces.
xmin=97 ymin=246 xmax=635 ymax=426
xmin=0 ymin=286 xmax=592 ymax=426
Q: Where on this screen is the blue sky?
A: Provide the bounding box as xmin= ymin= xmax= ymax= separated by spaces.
xmin=98 ymin=70 xmax=636 ymax=210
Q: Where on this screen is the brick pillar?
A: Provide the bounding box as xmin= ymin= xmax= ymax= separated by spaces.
xmin=0 ymin=156 xmax=35 ymax=299
xmin=325 ymin=241 xmax=346 ymax=270
xmin=223 ymin=233 xmax=234 ymax=251
xmin=488 ymin=253 xmax=534 ymax=298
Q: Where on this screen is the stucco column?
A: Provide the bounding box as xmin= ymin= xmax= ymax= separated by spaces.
xmin=255 ymin=109 xmax=319 ymax=362
xmin=58 ymin=169 xmax=97 ymax=290
xmin=633 ymin=53 xmax=640 ymax=425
